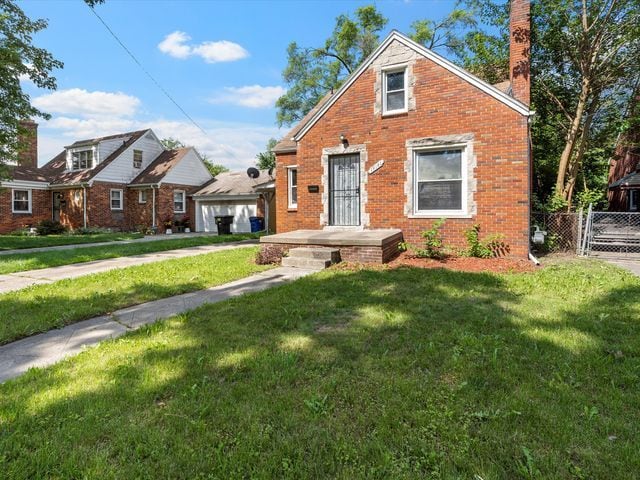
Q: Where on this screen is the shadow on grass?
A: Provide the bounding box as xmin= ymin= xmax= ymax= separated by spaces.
xmin=1 ymin=265 xmax=639 ymax=478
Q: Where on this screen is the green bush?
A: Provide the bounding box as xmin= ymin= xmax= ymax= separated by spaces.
xmin=36 ymin=220 xmax=67 ymax=236
xmin=399 ymin=218 xmax=447 ymax=259
xmin=463 ymin=224 xmax=510 ymax=258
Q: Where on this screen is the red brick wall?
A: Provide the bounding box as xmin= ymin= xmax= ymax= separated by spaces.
xmin=275 ymin=54 xmax=530 ymax=256
xmin=18 ymin=121 xmax=38 ymax=168
xmin=126 ymin=188 xmax=155 ymax=230
xmin=85 ymin=182 xmax=128 ymax=230
xmin=54 ymin=188 xmax=85 ymax=230
xmin=0 ymin=188 xmax=50 ymax=233
xmin=157 ymin=184 xmax=197 ymax=233
xmin=510 ymin=0 xmax=531 ymax=105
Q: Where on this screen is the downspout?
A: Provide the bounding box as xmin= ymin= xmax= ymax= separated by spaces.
xmin=527 ymin=112 xmax=538 ymax=265
xmin=82 ymin=185 xmax=87 ymax=229
xmin=152 ymin=187 xmax=157 ymax=229
xmin=264 ymin=193 xmax=269 ymax=233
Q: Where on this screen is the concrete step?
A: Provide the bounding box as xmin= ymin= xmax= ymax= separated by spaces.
xmin=287 ymin=247 xmax=341 ymax=262
xmin=281 ymin=257 xmax=332 ymax=269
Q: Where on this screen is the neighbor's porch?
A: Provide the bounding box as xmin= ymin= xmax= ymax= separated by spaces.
xmin=260 ymin=229 xmax=403 ymax=264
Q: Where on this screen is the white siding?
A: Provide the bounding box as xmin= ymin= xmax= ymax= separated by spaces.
xmin=93 ymin=130 xmax=163 ymax=184
xmin=164 ymin=149 xmax=212 ymax=186
xmin=197 ymin=200 xmax=257 ymax=233
xmin=98 ymin=138 xmax=129 ymax=164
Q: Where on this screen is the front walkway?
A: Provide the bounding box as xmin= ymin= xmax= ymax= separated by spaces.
xmin=0 ymin=266 xmax=316 ymax=383
xmin=606 ymin=259 xmax=640 ymax=277
xmin=0 ymin=232 xmax=225 ymax=257
xmin=0 ymin=240 xmax=258 ymax=294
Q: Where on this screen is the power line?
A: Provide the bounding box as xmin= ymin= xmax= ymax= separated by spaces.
xmin=86 ymin=4 xmax=238 ymax=160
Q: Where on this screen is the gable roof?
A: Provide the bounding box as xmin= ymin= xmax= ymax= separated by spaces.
xmin=130 ymin=147 xmax=192 ymax=185
xmin=193 ymin=169 xmax=274 ymax=197
xmin=41 ymin=129 xmax=148 ymax=185
xmin=8 ymin=165 xmax=50 ymax=183
xmin=273 ymin=92 xmax=334 ymax=153
xmin=288 ymin=30 xmax=531 ymax=144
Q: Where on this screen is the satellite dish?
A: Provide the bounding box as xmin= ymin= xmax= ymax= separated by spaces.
xmin=268 ymin=167 xmax=274 ymax=177
xmin=246 ymin=167 xmax=260 ymax=179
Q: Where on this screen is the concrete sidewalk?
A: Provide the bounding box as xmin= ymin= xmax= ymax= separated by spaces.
xmin=0 ymin=266 xmax=316 ymax=383
xmin=0 ymin=240 xmax=258 ymax=294
xmin=0 ymin=232 xmax=231 ymax=256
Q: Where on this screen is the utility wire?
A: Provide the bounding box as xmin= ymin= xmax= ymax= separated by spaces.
xmin=86 ymin=4 xmax=238 ymax=160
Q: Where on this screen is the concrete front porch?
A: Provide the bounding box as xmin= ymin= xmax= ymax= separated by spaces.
xmin=260 ymin=229 xmax=403 ymax=263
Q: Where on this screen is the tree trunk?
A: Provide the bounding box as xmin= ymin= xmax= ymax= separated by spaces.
xmin=555 ymin=77 xmax=590 ymax=198
xmin=564 ymin=100 xmax=597 ymax=208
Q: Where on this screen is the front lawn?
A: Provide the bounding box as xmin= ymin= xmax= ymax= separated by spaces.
xmin=1 ymin=260 xmax=638 ymax=478
xmin=0 ymin=232 xmax=143 ymax=250
xmin=0 ymin=233 xmax=260 ymax=274
xmin=0 ymin=247 xmax=268 ymax=345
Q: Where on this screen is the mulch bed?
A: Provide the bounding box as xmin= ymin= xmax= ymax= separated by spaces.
xmin=334 ymin=252 xmax=538 ymax=274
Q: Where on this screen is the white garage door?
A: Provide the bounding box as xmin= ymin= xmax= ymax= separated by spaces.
xmin=198 ymin=201 xmax=257 ymax=233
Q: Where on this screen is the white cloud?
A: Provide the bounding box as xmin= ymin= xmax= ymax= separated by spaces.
xmin=32 ymin=89 xmax=141 ymax=118
xmin=157 ymin=31 xmax=248 ymax=63
xmin=209 ymin=85 xmax=286 ymax=108
xmin=157 ymin=31 xmax=192 ymax=59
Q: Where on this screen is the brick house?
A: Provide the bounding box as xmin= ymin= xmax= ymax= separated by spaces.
xmin=608 ymin=93 xmax=640 ymax=211
xmin=0 ymin=127 xmax=213 ymax=233
xmin=268 ymin=0 xmax=533 ymax=259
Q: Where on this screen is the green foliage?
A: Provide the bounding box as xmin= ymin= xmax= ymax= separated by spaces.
xmin=160 ymin=138 xmax=228 ymax=176
xmin=0 ymin=0 xmax=63 ymax=171
xmin=35 ymin=220 xmax=67 ymax=236
xmin=574 ymin=188 xmax=606 ymax=211
xmin=531 ymin=191 xmax=569 ymax=213
xmin=160 ymin=137 xmax=185 ymax=150
xmin=255 ymin=138 xmax=277 ymax=170
xmin=464 ymin=224 xmax=492 ymax=258
xmin=400 ymin=218 xmax=447 ymax=259
xmin=276 ymin=5 xmax=388 ymax=126
xmin=204 ymin=162 xmax=229 ymax=177
xmin=409 ymin=8 xmax=477 ymax=58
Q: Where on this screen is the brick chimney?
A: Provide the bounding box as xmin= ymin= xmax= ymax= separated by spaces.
xmin=18 ymin=120 xmax=38 ymax=168
xmin=509 ymin=0 xmax=530 ymax=105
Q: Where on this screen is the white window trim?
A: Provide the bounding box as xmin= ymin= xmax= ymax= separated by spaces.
xmin=287 ymin=166 xmax=298 ymax=209
xmin=412 ymin=144 xmax=468 ymax=217
xmin=110 ymin=189 xmax=123 ymax=211
xmin=174 ymin=190 xmax=186 ymax=213
xmin=382 ymin=66 xmax=408 ymax=116
xmin=138 ymin=190 xmax=147 ymax=204
xmin=11 ymin=188 xmax=32 ymax=214
xmin=71 ymin=149 xmax=94 ymax=171
xmin=630 ymin=190 xmax=638 ymax=211
xmin=133 ymin=149 xmax=143 ymax=169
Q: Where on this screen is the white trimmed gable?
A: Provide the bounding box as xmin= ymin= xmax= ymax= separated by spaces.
xmin=293 ymin=31 xmax=531 ymax=142
xmin=93 ymin=130 xmax=163 ymax=184
xmin=163 ymin=148 xmax=212 ymax=186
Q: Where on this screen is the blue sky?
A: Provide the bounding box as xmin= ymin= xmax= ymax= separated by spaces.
xmin=20 ymin=0 xmax=463 ymax=169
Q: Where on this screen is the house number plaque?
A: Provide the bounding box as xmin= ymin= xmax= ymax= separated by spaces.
xmin=367 ymin=160 xmax=384 ymax=175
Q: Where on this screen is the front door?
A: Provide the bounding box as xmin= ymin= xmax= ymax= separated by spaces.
xmin=52 ymin=191 xmax=62 ymax=222
xmin=329 ymin=154 xmax=360 ymax=226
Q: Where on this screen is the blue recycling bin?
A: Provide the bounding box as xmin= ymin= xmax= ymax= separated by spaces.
xmin=249 ymin=216 xmax=264 ymax=232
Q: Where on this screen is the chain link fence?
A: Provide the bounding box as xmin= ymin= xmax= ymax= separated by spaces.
xmin=531 ymin=212 xmax=583 ymax=254
xmin=583 ymin=211 xmax=640 ymax=258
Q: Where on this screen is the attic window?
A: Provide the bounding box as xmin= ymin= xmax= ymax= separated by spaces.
xmin=133 ymin=150 xmax=143 ymax=169
xmin=72 ymin=150 xmax=93 ymax=170
xmin=383 ymin=68 xmax=407 ymax=115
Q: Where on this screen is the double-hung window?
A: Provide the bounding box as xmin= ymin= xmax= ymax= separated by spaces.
xmin=174 ymin=190 xmax=186 ymax=213
xmin=287 ymin=167 xmax=298 ymax=209
xmin=12 ymin=189 xmax=31 ymax=213
xmin=110 ymin=189 xmax=123 ymax=211
xmin=133 ymin=150 xmax=143 ymax=169
xmin=383 ymin=68 xmax=407 ymax=114
xmin=630 ymin=190 xmax=639 ymax=212
xmin=72 ymin=150 xmax=93 ymax=170
xmin=138 ymin=190 xmax=147 ymax=204
xmin=414 ymin=148 xmax=466 ymax=215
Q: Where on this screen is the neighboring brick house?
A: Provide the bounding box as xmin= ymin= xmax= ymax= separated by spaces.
xmin=0 ymin=127 xmax=213 ymax=233
xmin=271 ymin=0 xmax=532 ymax=257
xmin=608 ymin=94 xmax=640 ymax=211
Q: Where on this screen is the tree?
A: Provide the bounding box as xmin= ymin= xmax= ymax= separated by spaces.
xmin=0 ymin=0 xmax=63 ymax=170
xmin=533 ymin=0 xmax=640 ymax=206
xmin=275 ymin=5 xmax=388 ymax=127
xmin=160 ymin=137 xmax=228 ymax=177
xmin=255 ymin=138 xmax=277 ymax=170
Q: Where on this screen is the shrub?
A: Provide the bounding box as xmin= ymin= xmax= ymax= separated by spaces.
xmin=256 ymin=245 xmax=285 ymax=265
xmin=399 ymin=218 xmax=447 ymax=259
xmin=463 ymin=224 xmax=509 ymax=258
xmin=36 ymin=220 xmax=67 ymax=236
xmin=73 ymin=227 xmax=113 ymax=235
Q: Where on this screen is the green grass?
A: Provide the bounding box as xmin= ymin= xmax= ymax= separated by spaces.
xmin=0 ymin=233 xmax=260 ymax=274
xmin=1 ymin=259 xmax=639 ymax=479
xmin=0 ymin=232 xmax=143 ymax=250
xmin=0 ymin=247 xmax=268 ymax=345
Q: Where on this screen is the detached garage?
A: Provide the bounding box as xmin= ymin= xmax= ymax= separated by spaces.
xmin=193 ymin=170 xmax=275 ymax=234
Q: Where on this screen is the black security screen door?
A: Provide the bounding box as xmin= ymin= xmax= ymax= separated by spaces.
xmin=329 ymin=154 xmax=360 ymax=226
